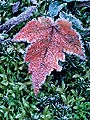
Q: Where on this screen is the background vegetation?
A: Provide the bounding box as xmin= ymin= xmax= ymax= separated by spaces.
xmin=0 ymin=0 xmax=90 ymax=119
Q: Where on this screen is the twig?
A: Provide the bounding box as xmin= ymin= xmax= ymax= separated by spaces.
xmin=0 ymin=6 xmax=37 ymax=33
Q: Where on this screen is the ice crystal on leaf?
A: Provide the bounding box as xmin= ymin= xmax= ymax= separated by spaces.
xmin=13 ymin=17 xmax=85 ymax=95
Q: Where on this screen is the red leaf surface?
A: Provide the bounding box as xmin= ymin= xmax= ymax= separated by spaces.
xmin=13 ymin=17 xmax=85 ymax=95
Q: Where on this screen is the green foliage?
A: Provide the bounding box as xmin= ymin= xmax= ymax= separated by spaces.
xmin=0 ymin=0 xmax=90 ymax=119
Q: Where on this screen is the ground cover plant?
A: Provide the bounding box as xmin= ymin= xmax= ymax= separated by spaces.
xmin=0 ymin=0 xmax=90 ymax=120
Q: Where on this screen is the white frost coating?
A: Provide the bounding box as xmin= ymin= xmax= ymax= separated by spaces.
xmin=72 ymin=29 xmax=86 ymax=60
xmin=12 ymin=37 xmax=28 ymax=43
xmin=38 ymin=16 xmax=54 ymax=25
xmin=64 ymin=50 xmax=86 ymax=60
xmin=23 ymin=44 xmax=31 ymax=62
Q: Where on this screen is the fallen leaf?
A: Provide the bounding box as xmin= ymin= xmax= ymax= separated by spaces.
xmin=13 ymin=17 xmax=85 ymax=95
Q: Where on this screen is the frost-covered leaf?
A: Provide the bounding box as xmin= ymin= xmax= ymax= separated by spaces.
xmin=59 ymin=11 xmax=85 ymax=31
xmin=48 ymin=1 xmax=67 ymax=17
xmin=13 ymin=17 xmax=85 ymax=95
xmin=48 ymin=1 xmax=59 ymax=17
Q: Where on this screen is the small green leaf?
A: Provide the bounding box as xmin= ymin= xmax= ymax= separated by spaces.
xmin=62 ymin=81 xmax=65 ymax=90
xmin=61 ymin=95 xmax=67 ymax=103
xmin=19 ymin=84 xmax=26 ymax=91
xmin=4 ymin=111 xmax=8 ymax=118
xmin=9 ymin=114 xmax=14 ymax=120
xmin=22 ymin=98 xmax=29 ymax=108
xmin=0 ymin=65 xmax=5 ymax=73
xmin=75 ymin=97 xmax=85 ymax=103
xmin=15 ymin=114 xmax=22 ymax=119
xmin=0 ymin=93 xmax=3 ymax=98
xmin=0 ymin=109 xmax=4 ymax=113
xmin=73 ymin=106 xmax=78 ymax=109
xmin=1 ymin=80 xmax=8 ymax=86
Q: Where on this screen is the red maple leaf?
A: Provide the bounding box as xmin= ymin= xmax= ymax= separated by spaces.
xmin=13 ymin=17 xmax=85 ymax=95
